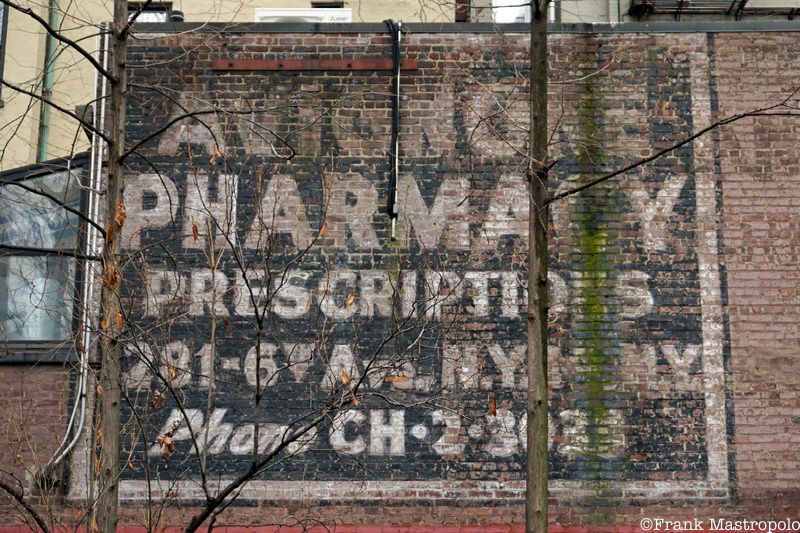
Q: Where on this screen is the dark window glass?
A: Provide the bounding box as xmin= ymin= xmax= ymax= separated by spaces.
xmin=0 ymin=164 xmax=84 ymax=344
xmin=128 ymin=2 xmax=172 ymax=22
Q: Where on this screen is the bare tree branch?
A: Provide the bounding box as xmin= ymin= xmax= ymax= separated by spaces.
xmin=0 ymin=243 xmax=100 ymax=261
xmin=0 ymin=79 xmax=114 ymax=146
xmin=0 ymin=477 xmax=51 ymax=533
xmin=120 ymin=108 xmax=295 ymax=163
xmin=0 ymin=178 xmax=107 ymax=238
xmin=0 ymin=0 xmax=114 ymax=82
xmin=547 ymin=108 xmax=800 ymax=205
xmin=120 ymin=0 xmax=153 ymax=39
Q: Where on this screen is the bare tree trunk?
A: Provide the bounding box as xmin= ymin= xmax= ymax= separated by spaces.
xmin=526 ymin=1 xmax=549 ymax=532
xmin=95 ymin=0 xmax=128 ymax=530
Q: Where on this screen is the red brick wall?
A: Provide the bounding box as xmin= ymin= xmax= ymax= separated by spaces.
xmin=0 ymin=365 xmax=71 ymax=523
xmin=714 ymin=34 xmax=800 ymax=504
xmin=1 ymin=29 xmax=799 ymax=532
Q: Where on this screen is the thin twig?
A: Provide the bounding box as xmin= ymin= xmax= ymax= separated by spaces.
xmin=0 ymin=0 xmax=113 ymax=82
xmin=0 ymin=79 xmax=114 ymax=145
xmin=0 ymin=478 xmax=51 ymax=533
xmin=547 ymin=109 xmax=800 ymax=205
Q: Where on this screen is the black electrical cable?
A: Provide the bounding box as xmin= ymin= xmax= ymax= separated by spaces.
xmin=384 ymin=19 xmax=401 ymax=232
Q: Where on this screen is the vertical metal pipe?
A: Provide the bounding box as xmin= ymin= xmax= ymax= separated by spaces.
xmin=36 ymin=0 xmax=59 ymax=162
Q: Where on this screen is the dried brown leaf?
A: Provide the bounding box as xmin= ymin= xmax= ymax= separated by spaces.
xmin=96 ymin=384 xmax=104 ymax=399
xmin=101 ymin=264 xmax=121 ymax=290
xmin=148 ymin=389 xmax=165 ymax=410
xmin=156 ymin=419 xmax=181 ymax=457
xmin=340 ymin=368 xmax=350 ymax=385
xmin=222 ymin=316 xmax=234 ymax=337
xmin=114 ymin=309 xmax=124 ymax=330
xmin=156 ymin=434 xmax=175 ymax=456
xmin=100 ymin=316 xmax=110 ymax=331
xmin=209 ymin=146 xmax=222 ymax=165
xmin=346 ymin=291 xmax=356 ymax=308
xmin=192 ymin=220 xmax=199 ymax=242
xmin=168 ymin=366 xmax=177 ymax=383
xmin=114 ymin=200 xmax=127 ymax=229
xmin=488 ymin=394 xmax=498 ymax=417
xmin=318 ymin=220 xmax=329 ymax=238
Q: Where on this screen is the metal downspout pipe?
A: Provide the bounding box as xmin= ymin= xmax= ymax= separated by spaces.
xmin=36 ymin=0 xmax=59 ymax=162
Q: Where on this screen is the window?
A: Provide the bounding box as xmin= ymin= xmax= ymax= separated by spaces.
xmin=128 ymin=2 xmax=172 ymax=23
xmin=492 ymin=0 xmax=558 ymax=23
xmin=255 ymin=8 xmax=353 ymax=22
xmin=0 ymin=3 xmax=8 ymax=103
xmin=0 ymin=155 xmax=90 ymax=362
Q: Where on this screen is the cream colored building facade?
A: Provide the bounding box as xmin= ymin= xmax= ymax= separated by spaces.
xmin=2 ymin=0 xmax=800 ymax=169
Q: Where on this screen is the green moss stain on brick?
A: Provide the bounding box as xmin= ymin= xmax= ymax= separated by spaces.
xmin=570 ymin=44 xmax=620 ymax=469
xmin=568 ymin=40 xmax=621 ymax=523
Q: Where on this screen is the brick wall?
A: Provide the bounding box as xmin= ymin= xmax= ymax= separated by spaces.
xmin=713 ymin=34 xmax=800 ymax=504
xmin=0 ymin=366 xmax=71 ymax=524
xmin=1 ymin=28 xmax=798 ymax=531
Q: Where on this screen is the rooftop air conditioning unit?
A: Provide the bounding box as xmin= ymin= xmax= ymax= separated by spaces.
xmin=255 ymin=8 xmax=353 ymax=23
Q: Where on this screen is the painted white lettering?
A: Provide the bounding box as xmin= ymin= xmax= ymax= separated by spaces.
xmin=369 ymin=410 xmax=405 ymax=456
xmin=245 ymin=175 xmax=313 ymax=250
xmin=319 ymin=270 xmax=358 ymax=320
xmin=464 ymin=272 xmax=489 ymax=316
xmin=188 ymin=269 xmax=229 ymax=316
xmin=232 ymin=269 xmax=267 ymax=316
xmin=483 ymin=408 xmax=519 ymax=457
xmin=487 ymin=343 xmax=524 ymax=388
xmin=501 ymin=271 xmax=520 ymax=318
xmin=480 ymin=175 xmax=527 ymax=240
xmin=182 ymin=173 xmax=238 ymax=250
xmin=431 ymin=410 xmax=465 ymax=456
xmin=616 ymin=270 xmax=653 ymax=318
xmin=398 ymin=174 xmax=470 ymax=250
xmin=330 ymin=410 xmax=366 ymax=454
xmin=441 ymin=344 xmax=479 ymax=389
xmin=123 ymin=343 xmax=155 ymax=390
xmin=321 ymin=344 xmax=359 ymax=391
xmin=197 ymin=409 xmax=234 ymax=454
xmin=149 ymin=409 xmax=201 ymax=456
xmin=283 ymin=342 xmax=313 ymax=381
xmin=122 ymin=174 xmax=178 ymax=249
xmin=143 ymin=269 xmax=185 ymax=317
xmin=157 ymin=100 xmax=226 ymax=156
xmin=359 ymin=270 xmax=392 ymax=317
xmin=197 ymin=343 xmax=213 ymax=389
xmin=326 ymin=174 xmax=379 ymax=248
xmin=272 ymin=270 xmax=311 ymax=319
xmin=401 ymin=270 xmax=418 ymax=318
xmin=244 ymin=343 xmax=279 ymax=388
xmin=160 ymin=341 xmax=191 ymax=388
xmin=425 ymin=271 xmax=463 ymax=320
xmin=629 ymin=175 xmax=688 ymax=252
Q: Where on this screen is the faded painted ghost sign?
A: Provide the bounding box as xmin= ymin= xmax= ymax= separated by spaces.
xmin=117 ymin=31 xmax=729 ymax=499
